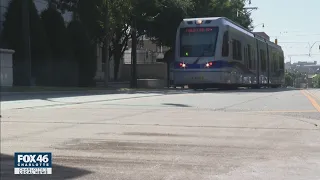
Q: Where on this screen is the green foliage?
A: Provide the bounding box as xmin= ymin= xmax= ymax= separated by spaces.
xmin=55 ymin=0 xmax=133 ymax=80
xmin=54 ymin=0 xmax=253 ymax=48
xmin=74 ymin=0 xmax=105 ymax=43
xmin=141 ymin=0 xmax=252 ymax=47
xmin=0 ymin=0 xmax=50 ymax=85
xmin=1 ymin=0 xmax=51 ymax=60
xmin=54 ymin=0 xmax=193 ymax=47
xmin=67 ymin=20 xmax=97 ymax=86
xmin=55 ymin=0 xmax=132 ymax=43
xmin=285 ymin=72 xmax=294 ymax=87
xmin=138 ymin=0 xmax=192 ymax=47
xmin=53 ymin=0 xmax=253 ymax=79
xmin=208 ymin=0 xmax=252 ymax=28
xmin=312 ymin=75 xmax=320 ymax=88
xmin=41 ymin=7 xmax=79 ymax=87
xmin=0 ymin=0 xmax=23 ymax=56
xmin=41 ymin=7 xmax=71 ymax=60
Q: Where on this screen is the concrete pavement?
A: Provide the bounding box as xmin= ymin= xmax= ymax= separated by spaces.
xmin=1 ymin=88 xmax=320 ymax=179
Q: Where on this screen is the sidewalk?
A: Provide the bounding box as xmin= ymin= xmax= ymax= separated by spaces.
xmin=0 ymin=86 xmax=124 ymax=95
xmin=0 ymin=81 xmax=131 ymax=94
xmin=0 ymin=86 xmax=184 ymax=97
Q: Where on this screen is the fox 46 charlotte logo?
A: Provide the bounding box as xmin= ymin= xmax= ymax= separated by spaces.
xmin=14 ymin=152 xmax=52 ymax=174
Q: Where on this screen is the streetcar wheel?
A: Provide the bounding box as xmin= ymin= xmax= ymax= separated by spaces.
xmin=189 ymin=85 xmax=200 ymax=90
xmin=251 ymin=85 xmax=261 ymax=89
xmin=271 ymin=85 xmax=280 ymax=88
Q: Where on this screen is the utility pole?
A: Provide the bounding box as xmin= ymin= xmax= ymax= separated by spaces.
xmin=104 ymin=2 xmax=110 ymax=87
xmin=239 ymin=0 xmax=258 ymax=17
xmin=238 ymin=7 xmax=257 ymax=17
xmin=22 ymin=0 xmax=32 ymax=86
xmin=309 ymin=41 xmax=320 ymax=57
xmin=130 ymin=15 xmax=137 ymax=88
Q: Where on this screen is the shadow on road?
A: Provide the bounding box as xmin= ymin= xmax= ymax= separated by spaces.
xmin=0 ymin=153 xmax=92 ymax=180
xmin=0 ymin=89 xmax=184 ymax=102
xmin=162 ymin=103 xmax=192 ymax=107
xmin=0 ymin=87 xmax=302 ymax=102
xmin=200 ymin=88 xmax=300 ymax=93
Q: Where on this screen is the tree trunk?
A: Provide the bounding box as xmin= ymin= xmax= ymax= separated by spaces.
xmin=114 ymin=43 xmax=121 ymax=81
xmin=113 ymin=28 xmax=122 ymax=81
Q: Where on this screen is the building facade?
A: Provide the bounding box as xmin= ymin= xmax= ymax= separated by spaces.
xmin=285 ymin=61 xmax=320 ymax=75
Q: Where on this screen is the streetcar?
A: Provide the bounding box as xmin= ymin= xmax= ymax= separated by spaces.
xmin=171 ymin=17 xmax=285 ymax=90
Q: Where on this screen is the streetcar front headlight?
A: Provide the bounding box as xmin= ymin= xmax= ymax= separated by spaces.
xmin=179 ymin=62 xmax=186 ymax=68
xmin=205 ymin=61 xmax=214 ymax=68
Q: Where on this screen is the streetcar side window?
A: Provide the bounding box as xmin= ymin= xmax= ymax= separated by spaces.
xmin=244 ymin=46 xmax=248 ymax=67
xmin=251 ymin=48 xmax=256 ymax=70
xmin=268 ymin=49 xmax=272 ymax=72
xmin=232 ymin=39 xmax=242 ymax=60
xmin=248 ymin=45 xmax=252 ymax=69
xmin=222 ymin=31 xmax=229 ymax=57
xmin=232 ymin=39 xmax=236 ymax=59
xmin=272 ymin=53 xmax=277 ymax=72
xmin=237 ymin=40 xmax=242 ymax=60
xmin=270 ymin=53 xmax=274 ymax=72
xmin=260 ymin=49 xmax=266 ymax=71
xmin=275 ymin=53 xmax=278 ymax=71
xmin=279 ymin=55 xmax=284 ymax=70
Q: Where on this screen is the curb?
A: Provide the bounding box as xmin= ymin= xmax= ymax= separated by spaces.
xmin=0 ymin=88 xmax=180 ymax=96
xmin=0 ymin=89 xmax=124 ymax=96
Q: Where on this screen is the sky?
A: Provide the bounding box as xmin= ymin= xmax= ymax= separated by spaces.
xmin=248 ymin=0 xmax=319 ymax=63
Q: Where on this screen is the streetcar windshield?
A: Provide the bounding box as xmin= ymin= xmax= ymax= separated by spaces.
xmin=180 ymin=27 xmax=219 ymax=57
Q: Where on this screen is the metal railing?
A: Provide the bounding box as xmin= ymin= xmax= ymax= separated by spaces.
xmin=123 ymin=50 xmax=167 ymax=64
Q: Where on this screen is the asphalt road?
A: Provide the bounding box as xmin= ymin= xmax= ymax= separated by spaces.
xmin=1 ymin=88 xmax=320 ymax=180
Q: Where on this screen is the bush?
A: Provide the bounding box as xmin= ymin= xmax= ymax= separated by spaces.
xmin=284 ymin=72 xmax=293 ymax=87
xmin=0 ymin=0 xmax=51 ymax=86
xmin=67 ymin=20 xmax=96 ymax=87
xmin=313 ymin=75 xmax=320 ymax=88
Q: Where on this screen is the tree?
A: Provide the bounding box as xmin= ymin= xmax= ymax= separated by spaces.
xmin=54 ymin=0 xmax=132 ymax=80
xmin=142 ymin=0 xmax=252 ymax=48
xmin=285 ymin=71 xmax=294 ymax=87
xmin=206 ymin=0 xmax=252 ymax=28
xmin=54 ymin=0 xmax=131 ymax=45
xmin=41 ymin=7 xmax=75 ymax=86
xmin=312 ymin=75 xmax=320 ymax=88
xmin=137 ymin=0 xmax=192 ymax=48
xmin=0 ymin=0 xmax=50 ymax=86
xmin=54 ymin=0 xmax=253 ymax=80
xmin=67 ymin=20 xmax=97 ymax=86
xmin=41 ymin=7 xmax=71 ymax=61
xmin=57 ymin=0 xmax=106 ymax=44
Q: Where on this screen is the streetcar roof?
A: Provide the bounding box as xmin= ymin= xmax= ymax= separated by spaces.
xmin=182 ymin=17 xmax=253 ymax=36
xmin=181 ymin=17 xmax=281 ymax=49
